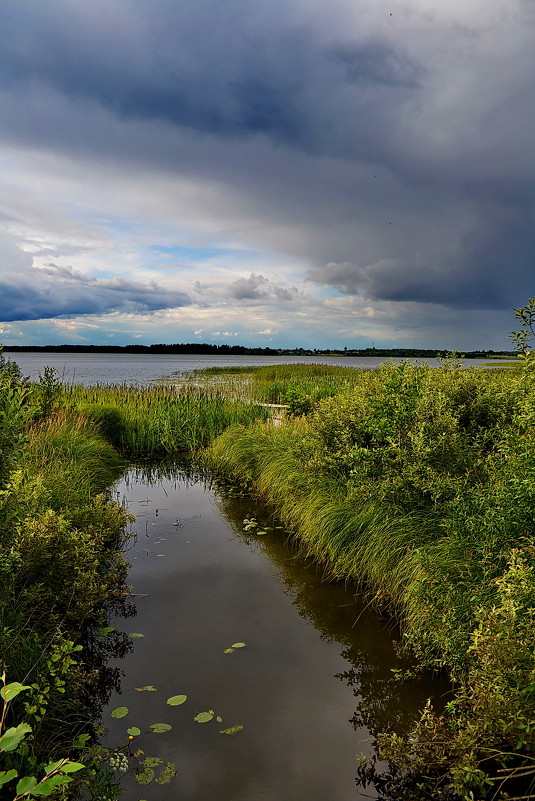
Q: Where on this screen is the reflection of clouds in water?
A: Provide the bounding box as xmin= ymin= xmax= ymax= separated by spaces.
xmin=105 ymin=465 xmax=444 ymax=800
xmin=216 ymin=487 xmax=448 ymax=738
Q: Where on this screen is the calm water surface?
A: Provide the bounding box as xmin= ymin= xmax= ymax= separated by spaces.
xmin=103 ymin=463 xmax=447 ymax=801
xmin=7 ymin=351 xmax=493 ymax=385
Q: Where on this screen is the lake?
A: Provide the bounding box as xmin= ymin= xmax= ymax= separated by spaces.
xmin=6 ymin=351 xmax=494 ymax=385
xmin=100 ymin=462 xmax=448 ymax=801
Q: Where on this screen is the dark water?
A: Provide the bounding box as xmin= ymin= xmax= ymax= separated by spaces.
xmin=102 ymin=464 xmax=447 ymax=801
xmin=6 ymin=351 xmax=493 ymax=385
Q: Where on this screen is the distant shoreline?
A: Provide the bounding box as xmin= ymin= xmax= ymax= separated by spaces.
xmin=2 ymin=344 xmax=515 ymax=359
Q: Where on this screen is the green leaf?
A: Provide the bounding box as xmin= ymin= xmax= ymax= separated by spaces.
xmin=141 ymin=757 xmax=162 ymax=768
xmin=0 ymin=723 xmax=32 ymax=752
xmin=166 ymin=695 xmax=187 ymax=706
xmin=219 ymin=725 xmax=244 ymax=735
xmin=216 ymin=716 xmax=223 ymax=723
xmin=149 ymin=723 xmax=172 ymax=733
xmin=127 ymin=727 xmax=141 ymax=737
xmin=194 ymin=711 xmax=214 ymax=723
xmin=135 ymin=685 xmax=157 ymax=692
xmin=111 ymin=706 xmax=129 ymax=719
xmin=134 ymin=767 xmax=154 ymax=786
xmin=98 ymin=627 xmax=115 ymax=636
xmin=256 ymin=530 xmax=268 ymax=535
xmin=31 ymin=775 xmax=72 ymax=794
xmin=43 ymin=760 xmax=64 ymax=774
xmin=231 ymin=643 xmax=246 ymax=648
xmin=224 ymin=648 xmax=234 ymax=654
xmin=60 ymin=762 xmax=85 ymax=774
xmin=128 ymin=633 xmax=144 ymax=638
xmin=16 ymin=776 xmax=37 ymax=795
xmin=155 ymin=762 xmax=176 ymax=784
xmin=0 ymin=770 xmax=18 ymax=787
xmin=1 ymin=682 xmax=32 ymax=702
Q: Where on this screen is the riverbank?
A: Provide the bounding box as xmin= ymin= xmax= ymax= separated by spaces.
xmin=203 ymin=359 xmax=535 ymax=800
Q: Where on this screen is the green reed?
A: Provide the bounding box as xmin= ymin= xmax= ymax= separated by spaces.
xmin=65 ymin=383 xmax=270 ymax=455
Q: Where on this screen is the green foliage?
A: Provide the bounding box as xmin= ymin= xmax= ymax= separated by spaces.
xmin=510 ymin=297 xmax=535 ymax=358
xmin=66 ymin=383 xmax=270 ymax=454
xmin=0 ymin=673 xmax=84 ymax=800
xmin=0 ymin=359 xmax=133 ymax=798
xmin=206 ymin=330 xmax=535 ymax=798
xmin=359 ymin=550 xmax=535 ymax=800
xmin=33 ymin=367 xmax=63 ymax=420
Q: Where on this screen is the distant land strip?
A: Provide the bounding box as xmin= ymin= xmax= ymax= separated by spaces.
xmin=2 ymin=344 xmax=516 ymax=358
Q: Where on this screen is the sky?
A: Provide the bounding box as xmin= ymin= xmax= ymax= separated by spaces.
xmin=0 ymin=0 xmax=533 ymax=350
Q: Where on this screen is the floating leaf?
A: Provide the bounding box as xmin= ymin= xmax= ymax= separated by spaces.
xmin=166 ymin=695 xmax=187 ymax=706
xmin=98 ymin=627 xmax=115 ymax=636
xmin=135 ymin=686 xmax=157 ymax=692
xmin=134 ymin=767 xmax=154 ymax=786
xmin=220 ymin=725 xmax=244 ymax=735
xmin=224 ymin=648 xmax=234 ymax=654
xmin=141 ymin=758 xmax=162 ymax=768
xmin=150 ymin=723 xmax=172 ymax=733
xmin=194 ymin=711 xmax=214 ymax=723
xmin=256 ymin=531 xmax=268 ymax=536
xmin=216 ymin=716 xmax=223 ymax=723
xmin=127 ymin=727 xmax=141 ymax=737
xmin=231 ymin=643 xmax=246 ymax=648
xmin=155 ymin=762 xmax=177 ymax=785
xmin=111 ymin=707 xmax=129 ymax=719
xmin=128 ymin=633 xmax=145 ymax=638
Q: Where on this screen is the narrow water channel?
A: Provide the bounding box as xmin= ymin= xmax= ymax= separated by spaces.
xmin=103 ymin=462 xmax=446 ymax=801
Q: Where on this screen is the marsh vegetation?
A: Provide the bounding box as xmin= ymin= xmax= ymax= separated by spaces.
xmin=1 ymin=303 xmax=534 ymax=799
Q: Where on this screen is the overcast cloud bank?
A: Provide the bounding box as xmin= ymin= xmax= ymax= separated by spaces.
xmin=0 ymin=0 xmax=533 ymax=347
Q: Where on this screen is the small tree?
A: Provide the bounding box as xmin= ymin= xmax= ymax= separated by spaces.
xmin=510 ymin=298 xmax=535 ymax=360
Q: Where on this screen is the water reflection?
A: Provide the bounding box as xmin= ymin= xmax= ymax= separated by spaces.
xmin=213 ymin=481 xmax=448 ymax=741
xmin=101 ymin=459 xmax=447 ymax=801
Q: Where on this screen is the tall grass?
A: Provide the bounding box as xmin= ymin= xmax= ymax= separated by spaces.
xmin=205 ymin=360 xmax=535 ymax=798
xmin=206 ymin=420 xmax=434 ymax=617
xmin=65 ymin=383 xmax=270 ymax=455
xmin=24 ymin=412 xmax=124 ymax=508
xmin=183 ymin=363 xmax=368 ymax=406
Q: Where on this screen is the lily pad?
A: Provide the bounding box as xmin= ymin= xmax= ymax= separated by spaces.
xmin=127 ymin=727 xmax=141 ymax=737
xmin=166 ymin=695 xmax=187 ymax=706
xmin=111 ymin=707 xmax=128 ymax=719
xmin=128 ymin=633 xmax=145 ymax=638
xmin=150 ymin=723 xmax=172 ymax=733
xmin=194 ymin=711 xmax=214 ymax=723
xmin=231 ymin=643 xmax=246 ymax=648
xmin=220 ymin=725 xmax=244 ymax=735
xmin=98 ymin=627 xmax=115 ymax=636
xmin=135 ymin=686 xmax=157 ymax=692
xmin=224 ymin=648 xmax=234 ymax=654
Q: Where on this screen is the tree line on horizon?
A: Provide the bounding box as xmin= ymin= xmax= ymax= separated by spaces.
xmin=2 ymin=343 xmax=515 ymax=358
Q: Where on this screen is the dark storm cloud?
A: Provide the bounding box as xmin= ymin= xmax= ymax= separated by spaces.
xmin=0 ymin=0 xmax=534 ymax=322
xmin=0 ymin=243 xmax=190 ymax=322
xmin=228 ymin=273 xmax=298 ymax=301
xmin=0 ymin=0 xmax=420 ymax=156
